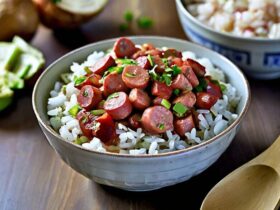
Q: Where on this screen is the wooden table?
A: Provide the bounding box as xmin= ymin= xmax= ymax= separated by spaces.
xmin=0 ymin=1 xmax=279 ymax=209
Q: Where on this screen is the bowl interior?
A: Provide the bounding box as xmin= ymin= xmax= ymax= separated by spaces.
xmin=33 ymin=36 xmax=250 ymax=156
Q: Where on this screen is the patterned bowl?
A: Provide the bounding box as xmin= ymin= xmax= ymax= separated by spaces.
xmin=32 ymin=36 xmax=250 ymax=191
xmin=176 ymin=0 xmax=280 ymax=80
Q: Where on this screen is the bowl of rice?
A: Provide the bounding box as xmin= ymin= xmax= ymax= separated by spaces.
xmin=176 ymin=0 xmax=280 ymax=79
xmin=32 ymin=36 xmax=250 ymax=191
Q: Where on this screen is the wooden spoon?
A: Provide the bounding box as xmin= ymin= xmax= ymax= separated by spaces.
xmin=201 ymin=136 xmax=280 ymax=210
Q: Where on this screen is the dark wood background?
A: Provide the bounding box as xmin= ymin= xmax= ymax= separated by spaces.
xmin=0 ymin=1 xmax=279 ymax=209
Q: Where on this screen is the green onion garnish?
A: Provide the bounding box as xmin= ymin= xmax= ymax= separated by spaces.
xmin=69 ymin=105 xmax=81 ymax=117
xmin=164 ymin=67 xmax=173 ymax=73
xmin=107 ymin=92 xmax=119 ymax=100
xmin=149 ymin=65 xmax=159 ymax=80
xmin=125 ymin=72 xmax=137 ymax=78
xmin=108 ymin=66 xmax=124 ymax=74
xmin=162 ymin=58 xmax=169 ymax=66
xmin=84 ymin=66 xmax=92 ymax=74
xmin=160 ymin=73 xmax=172 ymax=86
xmin=124 ymin=10 xmax=133 ymax=22
xmin=91 ymin=109 xmax=106 ymax=116
xmin=116 ymin=58 xmax=136 ymax=65
xmin=220 ymin=83 xmax=227 ymax=92
xmin=158 ymin=123 xmax=165 ymax=130
xmin=83 ymin=90 xmax=88 ymax=97
xmin=172 ymin=65 xmax=181 ymax=76
xmin=74 ymin=76 xmax=86 ymax=86
xmin=74 ymin=136 xmax=89 ymax=145
xmin=60 ymin=73 xmax=71 ymax=84
xmin=147 ymin=54 xmax=154 ymax=66
xmin=161 ymin=99 xmax=171 ymax=109
xmin=173 ymin=102 xmax=188 ymax=116
xmin=137 ymin=16 xmax=153 ymax=29
xmin=173 ymin=89 xmax=180 ymax=96
xmin=194 ymin=78 xmax=207 ymax=92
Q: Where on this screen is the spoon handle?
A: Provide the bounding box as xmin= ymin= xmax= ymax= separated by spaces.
xmin=252 ymin=135 xmax=280 ymax=174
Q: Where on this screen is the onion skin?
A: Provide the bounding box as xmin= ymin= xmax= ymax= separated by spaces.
xmin=0 ymin=0 xmax=39 ymax=41
xmin=32 ymin=0 xmax=107 ymax=29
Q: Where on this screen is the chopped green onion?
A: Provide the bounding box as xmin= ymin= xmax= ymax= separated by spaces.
xmin=158 ymin=123 xmax=165 ymax=130
xmin=124 ymin=10 xmax=133 ymax=22
xmin=173 ymin=89 xmax=180 ymax=96
xmin=74 ymin=136 xmax=89 ymax=145
xmin=194 ymin=78 xmax=207 ymax=92
xmin=172 ymin=65 xmax=181 ymax=76
xmin=137 ymin=16 xmax=153 ymax=29
xmin=108 ymin=66 xmax=124 ymax=74
xmin=149 ymin=65 xmax=159 ymax=80
xmin=69 ymin=105 xmax=81 ymax=117
xmin=91 ymin=109 xmax=105 ymax=116
xmin=116 ymin=58 xmax=136 ymax=65
xmin=147 ymin=54 xmax=154 ymax=66
xmin=119 ymin=23 xmax=129 ymax=32
xmin=84 ymin=66 xmax=92 ymax=74
xmin=162 ymin=58 xmax=169 ymax=66
xmin=161 ymin=99 xmax=171 ymax=109
xmin=220 ymin=83 xmax=227 ymax=92
xmin=83 ymin=90 xmax=88 ymax=97
xmin=74 ymin=76 xmax=86 ymax=86
xmin=125 ymin=72 xmax=137 ymax=78
xmin=160 ymin=73 xmax=172 ymax=86
xmin=60 ymin=73 xmax=71 ymax=84
xmin=164 ymin=67 xmax=173 ymax=73
xmin=107 ymin=92 xmax=119 ymax=100
xmin=173 ymin=102 xmax=188 ymax=116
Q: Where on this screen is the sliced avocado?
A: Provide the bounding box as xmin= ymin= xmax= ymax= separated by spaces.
xmin=0 ymin=43 xmax=21 ymax=71
xmin=12 ymin=36 xmax=44 ymax=60
xmin=0 ymin=85 xmax=14 ymax=111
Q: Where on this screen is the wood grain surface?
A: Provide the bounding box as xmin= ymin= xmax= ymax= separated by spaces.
xmin=0 ymin=1 xmax=279 ymax=210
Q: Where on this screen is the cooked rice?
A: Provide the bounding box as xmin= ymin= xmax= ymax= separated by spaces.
xmin=187 ymin=0 xmax=280 ymax=38
xmin=47 ymin=49 xmax=240 ymax=155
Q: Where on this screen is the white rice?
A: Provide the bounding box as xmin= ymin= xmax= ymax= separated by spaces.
xmin=47 ymin=49 xmax=240 ymax=155
xmin=188 ymin=0 xmax=280 ymax=38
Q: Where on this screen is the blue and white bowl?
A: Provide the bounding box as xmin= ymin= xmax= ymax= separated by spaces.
xmin=176 ymin=0 xmax=280 ymax=80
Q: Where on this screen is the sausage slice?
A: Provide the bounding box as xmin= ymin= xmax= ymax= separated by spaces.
xmin=104 ymin=92 xmax=132 ymax=120
xmin=171 ymin=74 xmax=192 ymax=90
xmin=181 ymin=65 xmax=199 ymax=87
xmin=174 ymin=115 xmax=195 ymax=137
xmin=173 ymin=91 xmax=196 ymax=108
xmin=103 ymin=72 xmax=128 ymax=96
xmin=141 ymin=106 xmax=173 ymax=134
xmin=89 ymin=55 xmax=115 ymax=75
xmin=113 ymin=37 xmax=137 ymax=58
xmin=151 ymin=81 xmax=172 ymax=99
xmin=77 ymin=85 xmax=103 ymax=111
xmin=122 ymin=65 xmax=150 ymax=89
xmin=129 ymin=88 xmax=151 ymax=110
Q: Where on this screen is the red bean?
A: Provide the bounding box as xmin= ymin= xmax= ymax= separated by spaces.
xmin=77 ymin=85 xmax=103 ymax=111
xmin=122 ymin=65 xmax=150 ymax=89
xmin=104 ymin=92 xmax=132 ymax=120
xmin=196 ymin=92 xmax=219 ymax=109
xmin=113 ymin=37 xmax=137 ymax=58
xmin=89 ymin=55 xmax=115 ymax=75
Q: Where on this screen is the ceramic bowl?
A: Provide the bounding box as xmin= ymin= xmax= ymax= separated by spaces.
xmin=32 ymin=36 xmax=250 ymax=191
xmin=176 ymin=0 xmax=280 ymax=80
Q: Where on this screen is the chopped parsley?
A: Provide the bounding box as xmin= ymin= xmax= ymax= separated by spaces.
xmin=172 ymin=65 xmax=181 ymax=76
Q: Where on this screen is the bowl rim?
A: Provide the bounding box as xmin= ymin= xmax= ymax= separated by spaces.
xmin=176 ymin=0 xmax=280 ymax=42
xmin=32 ymin=35 xmax=251 ymax=158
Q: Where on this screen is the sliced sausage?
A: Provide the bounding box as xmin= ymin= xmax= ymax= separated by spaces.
xmin=76 ymin=110 xmax=97 ymax=139
xmin=141 ymin=106 xmax=174 ymax=134
xmin=129 ymin=88 xmax=151 ymax=110
xmin=186 ymin=58 xmax=206 ymax=77
xmin=171 ymin=74 xmax=192 ymax=90
xmin=131 ymin=50 xmax=146 ymax=59
xmin=162 ymin=49 xmax=182 ymax=58
xmin=122 ymin=65 xmax=150 ymax=89
xmin=145 ymin=49 xmax=162 ymax=57
xmin=103 ymin=72 xmax=128 ymax=96
xmin=142 ymin=43 xmax=156 ymax=51
xmin=89 ymin=55 xmax=115 ymax=75
xmin=104 ymin=92 xmax=132 ymax=120
xmin=128 ymin=113 xmax=142 ymax=129
xmin=153 ymin=97 xmax=163 ymax=105
xmin=173 ymin=91 xmax=196 ymax=108
xmin=113 ymin=37 xmax=137 ymax=58
xmin=75 ymin=74 xmax=102 ymax=89
xmin=151 ymin=81 xmax=172 ymax=99
xmin=174 ymin=114 xmax=195 ymax=137
xmin=77 ymin=85 xmax=103 ymax=111
xmin=206 ymin=81 xmax=222 ymax=98
xmin=152 ymin=55 xmax=165 ymax=73
xmin=170 ymin=57 xmax=184 ymax=67
xmin=196 ymin=92 xmax=219 ymax=110
xmin=181 ymin=65 xmax=199 ymax=87
xmin=92 ymin=113 xmax=118 ymax=145
xmin=136 ymin=56 xmax=151 ymax=69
